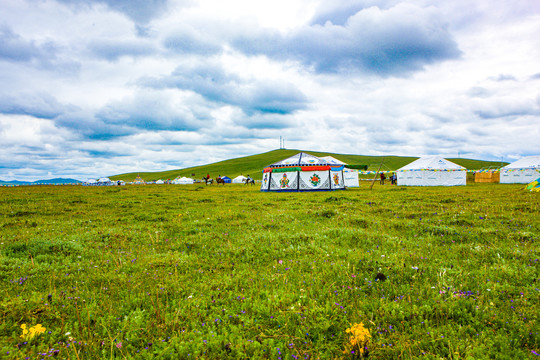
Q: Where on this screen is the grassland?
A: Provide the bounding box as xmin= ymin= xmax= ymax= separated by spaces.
xmin=109 ymin=149 xmax=507 ymax=182
xmin=0 ymin=183 xmax=538 ymax=359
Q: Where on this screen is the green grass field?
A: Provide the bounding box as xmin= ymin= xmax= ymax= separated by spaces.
xmin=1 ymin=183 xmax=538 ymax=359
xmin=109 ymin=149 xmax=506 ymax=182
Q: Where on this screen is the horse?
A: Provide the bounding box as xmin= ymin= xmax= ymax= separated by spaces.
xmin=244 ymin=178 xmax=255 ymax=185
xmin=216 ymin=178 xmax=226 ymax=185
xmin=202 ymin=177 xmax=213 ymax=185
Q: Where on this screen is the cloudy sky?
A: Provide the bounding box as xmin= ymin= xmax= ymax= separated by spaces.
xmin=1 ymin=0 xmax=539 ymax=181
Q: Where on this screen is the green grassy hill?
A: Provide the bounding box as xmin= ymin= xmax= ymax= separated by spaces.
xmin=109 ymin=149 xmax=508 ymax=181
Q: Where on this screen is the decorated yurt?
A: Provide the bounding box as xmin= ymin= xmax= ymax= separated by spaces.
xmin=397 ymin=156 xmax=466 ymax=186
xmin=261 ymin=152 xmax=345 ymax=192
xmin=500 ymin=156 xmax=540 ymax=184
xmin=320 ymin=156 xmax=359 ymax=187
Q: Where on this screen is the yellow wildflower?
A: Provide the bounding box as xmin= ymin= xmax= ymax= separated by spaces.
xmin=20 ymin=323 xmax=46 ymax=340
xmin=344 ymin=322 xmax=371 ymax=356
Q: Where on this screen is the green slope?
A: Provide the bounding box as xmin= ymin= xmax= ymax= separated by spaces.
xmin=109 ymin=149 xmax=508 ymax=181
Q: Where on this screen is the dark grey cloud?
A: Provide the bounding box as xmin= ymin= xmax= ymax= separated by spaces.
xmin=56 ymin=0 xmax=172 ymax=24
xmin=54 ymin=113 xmax=135 ymax=140
xmin=232 ymin=3 xmax=461 ymax=75
xmin=0 ymin=25 xmax=80 ymax=74
xmin=0 ymin=26 xmax=41 ymax=62
xmin=233 ymin=113 xmax=296 ymax=130
xmin=0 ymin=93 xmax=75 ymax=119
xmin=141 ymin=63 xmax=308 ymax=116
xmin=95 ymin=91 xmax=213 ymax=132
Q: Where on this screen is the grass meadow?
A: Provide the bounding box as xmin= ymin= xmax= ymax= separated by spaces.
xmin=0 ymin=183 xmax=538 ymax=359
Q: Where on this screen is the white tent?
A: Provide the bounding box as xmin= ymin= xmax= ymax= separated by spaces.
xmin=343 ymin=168 xmax=360 ymax=187
xmin=397 ymin=156 xmax=466 ymax=186
xmin=97 ymin=177 xmax=115 ymax=186
xmin=232 ymin=175 xmax=248 ymax=184
xmin=155 ymin=179 xmax=165 ymax=184
xmin=500 ymin=156 xmax=540 ymax=184
xmin=83 ymin=179 xmax=97 ymax=186
xmin=172 ymin=176 xmax=195 ymax=184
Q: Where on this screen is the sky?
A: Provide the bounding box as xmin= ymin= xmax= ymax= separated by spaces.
xmin=1 ymin=0 xmax=539 ymax=181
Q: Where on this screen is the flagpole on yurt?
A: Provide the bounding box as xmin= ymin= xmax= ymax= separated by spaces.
xmin=370 ymin=158 xmax=385 ymax=190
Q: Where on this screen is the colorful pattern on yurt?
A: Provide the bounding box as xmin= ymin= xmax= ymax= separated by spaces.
xmin=261 ymin=152 xmax=346 ymax=192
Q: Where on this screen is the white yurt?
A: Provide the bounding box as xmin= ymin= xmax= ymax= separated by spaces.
xmin=180 ymin=177 xmax=195 ymax=184
xmin=172 ymin=176 xmax=195 ymax=184
xmin=500 ymin=156 xmax=540 ymax=184
xmin=343 ymin=168 xmax=360 ymax=187
xmin=83 ymin=179 xmax=97 ymax=186
xmin=397 ymin=156 xmax=466 ymax=186
xmin=261 ymin=152 xmax=345 ymax=192
xmin=97 ymin=177 xmax=115 ymax=186
xmin=232 ymin=175 xmax=247 ymax=184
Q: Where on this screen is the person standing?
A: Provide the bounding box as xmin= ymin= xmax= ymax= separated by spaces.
xmin=380 ymin=172 xmax=386 ymax=185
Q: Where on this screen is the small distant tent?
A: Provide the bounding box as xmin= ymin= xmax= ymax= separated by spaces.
xmin=220 ymin=176 xmax=232 ymax=183
xmin=133 ymin=175 xmax=145 ymax=185
xmin=397 ymin=156 xmax=466 ymax=186
xmin=155 ymin=179 xmax=164 ymax=184
xmin=83 ymin=179 xmax=97 ymax=186
xmin=500 ymin=156 xmax=540 ymax=184
xmin=171 ymin=176 xmax=193 ymax=184
xmin=525 ymin=177 xmax=540 ymax=192
xmin=97 ymin=177 xmax=115 ymax=186
xmin=179 ymin=177 xmax=195 ymax=184
xmin=261 ymin=152 xmax=345 ymax=192
xmin=232 ymin=175 xmax=247 ymax=184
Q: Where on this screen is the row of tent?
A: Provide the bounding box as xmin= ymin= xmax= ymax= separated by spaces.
xmin=84 ymin=175 xmax=252 ymax=186
xmin=260 ymin=153 xmax=540 ymax=191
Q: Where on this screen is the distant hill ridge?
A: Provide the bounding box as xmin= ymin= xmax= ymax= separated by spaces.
xmin=109 ymin=149 xmax=508 ymax=182
xmin=0 ymin=178 xmax=81 ymax=185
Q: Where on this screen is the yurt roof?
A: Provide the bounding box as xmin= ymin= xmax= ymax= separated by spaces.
xmin=320 ymin=156 xmax=347 ymax=165
xmin=268 ymin=152 xmax=333 ymax=167
xmin=501 ymin=155 xmax=540 ymax=169
xmin=398 ymin=156 xmax=466 ymax=171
